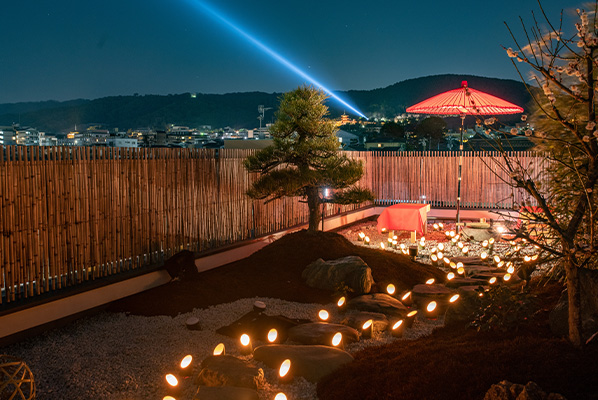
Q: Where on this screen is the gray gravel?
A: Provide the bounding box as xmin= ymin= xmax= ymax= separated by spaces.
xmin=1 ymin=297 xmax=443 ymax=400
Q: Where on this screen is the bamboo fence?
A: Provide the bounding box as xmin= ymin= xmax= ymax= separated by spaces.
xmin=0 ymin=146 xmax=545 ymax=304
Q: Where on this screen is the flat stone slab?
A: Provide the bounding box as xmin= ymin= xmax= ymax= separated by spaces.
xmin=346 ymin=293 xmax=408 ymax=319
xmin=340 ymin=311 xmax=389 ymax=334
xmin=253 ymin=344 xmax=353 ymax=382
xmin=463 ymin=265 xmax=500 ymax=277
xmin=450 ymin=256 xmax=486 ymax=265
xmin=411 ymin=284 xmax=456 ymax=306
xmin=193 ymin=386 xmax=260 ymax=400
xmin=461 ymin=226 xmax=497 ymax=242
xmin=288 ymin=322 xmax=359 ymax=345
xmin=445 ymin=277 xmax=489 ymax=288
xmin=216 ymin=310 xmax=309 ymax=343
xmin=195 ymin=355 xmax=264 ymax=390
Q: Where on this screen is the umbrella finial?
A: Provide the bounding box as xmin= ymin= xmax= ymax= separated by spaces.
xmin=461 ymin=81 xmax=468 ymax=88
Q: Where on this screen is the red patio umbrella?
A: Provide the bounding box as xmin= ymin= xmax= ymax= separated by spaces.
xmin=406 ymin=81 xmax=523 ymax=229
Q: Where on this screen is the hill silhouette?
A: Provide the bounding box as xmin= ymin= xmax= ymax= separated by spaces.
xmin=0 ymin=74 xmax=533 ymax=132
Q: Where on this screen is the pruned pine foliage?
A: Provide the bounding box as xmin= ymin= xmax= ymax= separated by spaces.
xmin=244 ymin=86 xmax=374 ymax=231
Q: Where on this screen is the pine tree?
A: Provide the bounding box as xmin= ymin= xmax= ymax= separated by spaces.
xmin=244 ymin=86 xmax=374 ymax=231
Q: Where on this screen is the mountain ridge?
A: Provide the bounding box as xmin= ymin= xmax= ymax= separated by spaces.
xmin=0 ymin=74 xmax=533 ymax=132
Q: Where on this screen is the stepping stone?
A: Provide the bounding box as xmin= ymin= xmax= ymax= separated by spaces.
xmin=461 ymin=226 xmax=497 ymax=242
xmin=450 ymin=256 xmax=485 ymax=265
xmin=340 ymin=311 xmax=389 ymax=335
xmin=253 ymin=344 xmax=353 ymax=382
xmin=216 ymin=310 xmax=309 ymax=343
xmin=445 ymin=277 xmax=489 ymax=288
xmin=462 ymin=264 xmax=500 ymax=277
xmin=445 ymin=285 xmax=485 ymax=325
xmin=346 ymin=293 xmax=408 ymax=319
xmin=302 ymin=255 xmax=374 ymax=294
xmin=193 ymin=386 xmax=259 ymax=400
xmin=470 ymin=272 xmax=508 ymax=281
xmin=195 ymin=355 xmax=264 ymax=390
xmin=411 ymin=284 xmax=456 ymax=307
xmin=288 ymin=322 xmax=359 ymax=345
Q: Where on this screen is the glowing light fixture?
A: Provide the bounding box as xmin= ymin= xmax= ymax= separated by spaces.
xmin=362 ymin=319 xmax=374 ymax=338
xmin=240 ymin=334 xmax=253 ymax=355
xmin=364 ymin=236 xmax=370 ymax=245
xmin=179 ymin=355 xmax=193 ymax=376
xmin=524 ymin=255 xmax=532 ymax=262
xmin=337 ymin=296 xmax=346 ymax=307
xmin=279 ymin=359 xmax=292 ymax=382
xmin=438 ymin=222 xmax=444 ymax=229
xmin=380 ymin=242 xmax=385 ymax=250
xmin=449 ymin=294 xmax=460 ymax=303
xmin=213 ymin=343 xmax=225 ymax=356
xmin=503 ymin=273 xmax=512 ymax=281
xmin=318 ymin=310 xmax=329 ymax=321
xmin=387 ymin=284 xmax=396 ymax=295
xmin=165 ymin=374 xmax=178 ymax=387
xmin=437 ymin=251 xmax=444 ymax=259
xmin=401 ymin=291 xmax=413 ymax=306
xmin=427 ymin=301 xmax=437 ymax=312
xmin=482 ymin=240 xmax=489 ymax=247
xmin=391 ymin=320 xmax=404 ymax=337
xmin=275 ymin=393 xmax=288 ymax=400
xmin=431 ymin=254 xmax=438 ymax=265
xmin=426 ymin=278 xmax=435 ymax=285
xmin=433 ymin=223 xmax=439 ymax=230
xmin=332 ymin=332 xmax=343 ymax=347
xmin=447 ymin=272 xmax=455 ymax=280
xmin=507 ymin=265 xmax=515 ymax=274
xmin=489 ymin=277 xmax=497 ymax=284
xmin=457 ymin=266 xmax=465 ymax=275
xmin=443 ymin=257 xmax=451 ymax=265
xmin=493 ymin=255 xmax=501 ymax=264
xmin=358 ymin=232 xmax=365 ymax=241
xmin=268 ymin=328 xmax=278 ymax=343
xmin=481 ymin=252 xmax=488 ymax=260
xmin=405 ymin=310 xmax=418 ymax=328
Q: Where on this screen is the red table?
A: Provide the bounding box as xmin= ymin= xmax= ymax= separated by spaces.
xmin=377 ymin=203 xmax=430 ymax=235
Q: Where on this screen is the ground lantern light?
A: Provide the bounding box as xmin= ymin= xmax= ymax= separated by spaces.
xmin=386 ymin=283 xmax=396 ymax=295
xmin=279 ymin=359 xmax=292 ymax=383
xmin=362 ymin=319 xmax=374 ymax=338
xmin=390 ymin=320 xmax=404 ymax=338
xmin=268 ymin=328 xmax=278 ymax=343
xmin=337 ymin=296 xmax=346 ymax=308
xmin=318 ymin=309 xmax=329 ymax=321
xmin=165 ymin=374 xmax=180 ymax=396
xmin=401 ymin=291 xmax=413 ymax=306
xmin=213 ymin=343 xmax=225 ymax=356
xmin=240 ymin=334 xmax=253 ymax=355
xmin=332 ymin=332 xmax=343 ymax=349
xmin=405 ymin=310 xmax=418 ymax=328
xmin=275 ymin=393 xmax=288 ymax=400
xmin=179 ymin=355 xmax=193 ymax=377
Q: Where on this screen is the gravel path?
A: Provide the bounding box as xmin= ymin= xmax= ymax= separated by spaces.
xmin=2 ymin=297 xmax=443 ymax=400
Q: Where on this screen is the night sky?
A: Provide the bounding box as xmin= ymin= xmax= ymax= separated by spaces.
xmin=1 ymin=0 xmax=575 ymax=104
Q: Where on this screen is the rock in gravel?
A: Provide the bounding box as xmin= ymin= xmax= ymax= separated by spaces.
xmin=193 ymin=386 xmax=260 ymax=400
xmin=302 ymin=256 xmax=374 ymax=294
xmin=195 ymin=355 xmax=264 ymax=390
xmin=411 ymin=284 xmax=456 ymax=307
xmin=216 ymin=310 xmax=309 ymax=343
xmin=346 ymin=293 xmax=408 ymax=319
xmin=340 ymin=311 xmax=389 ymax=335
xmin=288 ymin=322 xmax=359 ymax=345
xmin=253 ymin=344 xmax=353 ymax=382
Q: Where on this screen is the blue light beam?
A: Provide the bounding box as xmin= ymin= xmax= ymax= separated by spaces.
xmin=183 ymin=0 xmax=368 ymax=119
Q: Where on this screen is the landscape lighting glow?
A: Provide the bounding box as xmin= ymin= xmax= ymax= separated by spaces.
xmin=268 ymin=328 xmax=278 ymax=343
xmin=213 ymin=343 xmax=225 ymax=355
xmin=332 ymin=332 xmax=343 ymax=346
xmin=185 ymin=0 xmax=367 ymax=119
xmin=387 ymin=284 xmax=396 ymax=295
xmin=165 ymin=374 xmax=178 ymax=387
xmin=318 ymin=309 xmax=330 ymax=320
xmin=337 ymin=296 xmax=346 ymax=307
xmin=180 ymin=355 xmax=193 ymax=369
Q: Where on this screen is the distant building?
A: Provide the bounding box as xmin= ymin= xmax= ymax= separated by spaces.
xmin=15 ymin=127 xmax=41 ymax=146
xmin=223 ymin=139 xmax=273 ymax=149
xmin=0 ymin=126 xmax=16 ymax=145
xmin=365 ymin=137 xmax=405 ymax=151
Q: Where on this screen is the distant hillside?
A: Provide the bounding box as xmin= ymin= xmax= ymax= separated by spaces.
xmin=0 ymin=75 xmax=533 ymax=132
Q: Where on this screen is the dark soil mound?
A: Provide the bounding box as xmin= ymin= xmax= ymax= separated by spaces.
xmin=108 ymin=230 xmax=443 ymax=317
xmin=317 ymin=280 xmax=598 ymax=400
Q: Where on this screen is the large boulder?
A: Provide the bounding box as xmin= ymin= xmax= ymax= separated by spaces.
xmin=302 ymin=256 xmax=374 ymax=294
xmin=346 ymin=293 xmax=409 ymax=319
xmin=549 ymin=268 xmax=598 ymax=341
xmin=193 ymin=386 xmax=260 ymax=400
xmin=288 ymin=322 xmax=360 ymax=345
xmin=444 ymin=285 xmax=483 ymax=325
xmin=484 ymin=380 xmax=567 ymax=400
xmin=195 ymin=355 xmax=264 ymax=390
xmin=461 ymin=225 xmax=498 ymax=242
xmin=253 ymin=344 xmax=353 ymax=382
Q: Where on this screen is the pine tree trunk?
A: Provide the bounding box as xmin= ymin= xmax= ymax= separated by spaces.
xmin=564 ymin=255 xmax=583 ymax=347
xmin=307 ymin=186 xmax=321 ymax=231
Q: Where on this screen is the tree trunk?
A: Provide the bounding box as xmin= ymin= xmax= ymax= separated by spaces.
xmin=564 ymin=255 xmax=583 ymax=347
xmin=306 ymin=186 xmax=321 ymax=231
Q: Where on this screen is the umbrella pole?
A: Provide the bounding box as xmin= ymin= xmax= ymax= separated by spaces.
xmin=456 ymin=114 xmax=465 ymax=233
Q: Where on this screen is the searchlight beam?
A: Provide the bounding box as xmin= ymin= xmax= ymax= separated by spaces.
xmin=184 ymin=0 xmax=367 ymax=119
